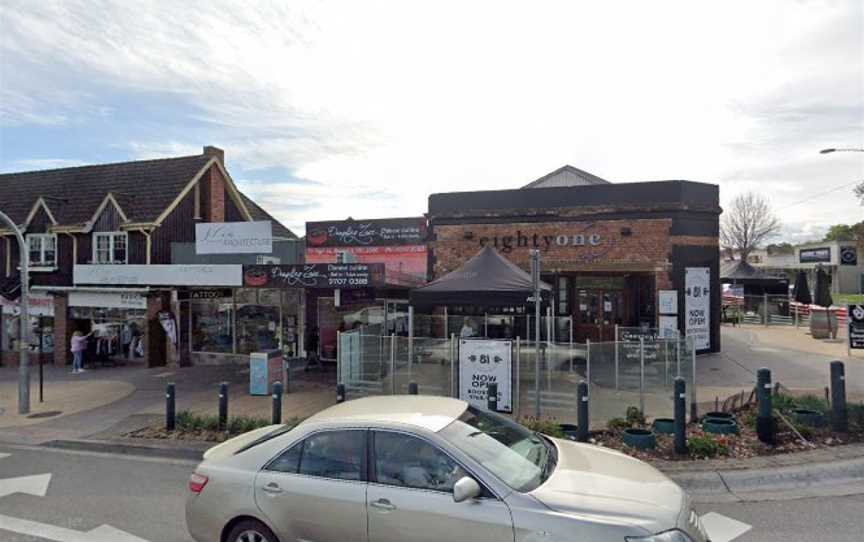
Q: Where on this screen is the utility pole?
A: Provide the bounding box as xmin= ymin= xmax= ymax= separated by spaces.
xmin=530 ymin=249 xmax=541 ymax=417
xmin=0 ymin=209 xmax=30 ymax=414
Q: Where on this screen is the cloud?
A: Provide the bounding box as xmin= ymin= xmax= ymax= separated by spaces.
xmin=1 ymin=0 xmax=862 ymax=240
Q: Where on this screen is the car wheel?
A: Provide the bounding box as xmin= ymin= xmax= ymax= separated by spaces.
xmin=226 ymin=519 xmax=279 ymax=542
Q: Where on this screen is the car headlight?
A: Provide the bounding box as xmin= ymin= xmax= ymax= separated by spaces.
xmin=625 ymin=529 xmax=695 ymax=542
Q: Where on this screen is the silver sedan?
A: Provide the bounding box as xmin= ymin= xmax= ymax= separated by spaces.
xmin=186 ymin=395 xmax=709 ymax=542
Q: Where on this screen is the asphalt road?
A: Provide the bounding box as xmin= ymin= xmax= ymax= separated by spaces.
xmin=2 ymin=444 xmax=864 ymax=542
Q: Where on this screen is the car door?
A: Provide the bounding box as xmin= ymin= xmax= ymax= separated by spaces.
xmin=367 ymin=430 xmax=514 ymax=542
xmin=254 ymin=429 xmax=368 ymax=542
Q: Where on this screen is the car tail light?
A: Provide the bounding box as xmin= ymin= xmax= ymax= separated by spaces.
xmin=189 ymin=473 xmax=208 ymax=494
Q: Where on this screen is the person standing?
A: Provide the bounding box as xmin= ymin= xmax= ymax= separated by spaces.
xmin=304 ymin=326 xmax=321 ymax=372
xmin=70 ymin=330 xmax=93 ymax=374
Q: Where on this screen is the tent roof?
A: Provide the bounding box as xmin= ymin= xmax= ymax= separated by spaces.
xmin=721 ymin=260 xmax=788 ymax=285
xmin=410 ymin=246 xmax=551 ymax=307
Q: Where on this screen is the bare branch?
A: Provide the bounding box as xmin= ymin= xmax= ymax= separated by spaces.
xmin=720 ymin=191 xmax=781 ymax=260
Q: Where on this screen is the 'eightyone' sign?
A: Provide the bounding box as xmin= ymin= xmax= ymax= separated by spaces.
xmin=459 ymin=340 xmax=512 ymax=412
xmin=685 ymin=267 xmax=710 ymax=350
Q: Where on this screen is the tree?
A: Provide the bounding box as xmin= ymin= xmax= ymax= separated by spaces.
xmin=855 ymin=181 xmax=863 ymax=205
xmin=823 ymin=221 xmax=864 ymax=242
xmin=766 ymin=242 xmax=794 ymax=255
xmin=720 ymin=192 xmax=781 ymax=261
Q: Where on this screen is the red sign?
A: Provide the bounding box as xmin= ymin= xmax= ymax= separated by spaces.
xmin=305 ymin=245 xmax=427 ymax=287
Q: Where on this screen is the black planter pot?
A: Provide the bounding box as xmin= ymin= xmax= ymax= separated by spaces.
xmin=652 ymin=418 xmax=675 ymax=434
xmin=703 ymin=418 xmax=739 ymax=435
xmin=791 ymin=408 xmax=826 ymax=428
xmin=703 ymin=411 xmax=735 ymax=423
xmin=623 ymin=428 xmax=657 ymax=450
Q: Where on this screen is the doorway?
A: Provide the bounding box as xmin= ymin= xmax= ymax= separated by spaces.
xmin=575 ymin=288 xmax=625 ymax=341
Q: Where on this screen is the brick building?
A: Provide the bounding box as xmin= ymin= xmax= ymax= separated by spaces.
xmin=0 ymin=146 xmax=295 ymax=367
xmin=427 ymin=166 xmax=722 ymax=352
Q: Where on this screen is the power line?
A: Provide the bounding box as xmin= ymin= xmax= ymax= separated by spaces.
xmin=774 ymin=180 xmax=861 ymax=212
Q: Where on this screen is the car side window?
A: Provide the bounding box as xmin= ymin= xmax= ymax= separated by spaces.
xmin=293 ymin=431 xmax=364 ymax=481
xmin=373 ymin=431 xmax=466 ymax=493
xmin=267 ymin=441 xmax=303 ymax=473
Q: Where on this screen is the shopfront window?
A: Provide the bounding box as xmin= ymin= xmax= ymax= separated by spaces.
xmin=191 ymin=295 xmax=234 ymax=353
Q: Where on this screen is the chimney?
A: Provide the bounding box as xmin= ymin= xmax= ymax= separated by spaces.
xmin=203 ymin=146 xmax=225 ymax=165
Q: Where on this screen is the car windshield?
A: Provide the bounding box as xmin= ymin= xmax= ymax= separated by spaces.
xmin=439 ymin=406 xmax=556 ymax=492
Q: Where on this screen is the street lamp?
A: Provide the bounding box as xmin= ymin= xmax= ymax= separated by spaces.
xmin=0 ymin=209 xmax=30 ymax=414
xmin=819 ymin=148 xmax=864 ymax=154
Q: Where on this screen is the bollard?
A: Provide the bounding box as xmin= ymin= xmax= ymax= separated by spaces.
xmin=284 ymin=361 xmax=291 ymax=394
xmin=336 ymin=383 xmax=346 ymax=403
xmin=674 ymin=377 xmax=687 ymax=455
xmin=218 ymin=382 xmax=228 ymax=431
xmin=487 ymin=382 xmax=498 ymax=412
xmin=408 ymin=381 xmax=419 ymax=395
xmin=756 ymin=368 xmax=774 ymax=444
xmin=165 ymin=383 xmax=176 ymax=432
xmin=272 ymin=381 xmax=283 ymax=425
xmin=576 ymin=380 xmax=589 ymax=442
xmin=830 ymin=361 xmax=847 ymax=433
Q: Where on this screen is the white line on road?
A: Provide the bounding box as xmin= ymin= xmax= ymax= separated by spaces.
xmin=0 ymin=453 xmax=10 ymax=460
xmin=701 ymin=512 xmax=753 ymax=542
xmin=0 ymin=513 xmax=152 ymax=542
xmin=0 ymin=473 xmax=52 ymax=498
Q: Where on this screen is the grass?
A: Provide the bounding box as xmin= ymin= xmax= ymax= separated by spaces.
xmin=835 ymin=294 xmax=864 ymax=306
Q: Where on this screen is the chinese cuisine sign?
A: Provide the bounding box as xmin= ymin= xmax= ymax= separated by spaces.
xmin=459 ymin=340 xmax=512 ymax=413
xmin=685 ymin=267 xmax=711 ymax=350
xmin=242 ymin=263 xmax=385 ymax=289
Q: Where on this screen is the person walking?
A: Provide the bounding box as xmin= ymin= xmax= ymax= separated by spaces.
xmin=70 ymin=330 xmax=92 ymax=374
xmin=304 ymin=326 xmax=321 ymax=372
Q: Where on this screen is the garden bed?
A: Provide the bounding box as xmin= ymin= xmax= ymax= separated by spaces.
xmin=526 ymin=395 xmax=864 ymax=462
xmin=124 ymin=410 xmax=303 ymax=443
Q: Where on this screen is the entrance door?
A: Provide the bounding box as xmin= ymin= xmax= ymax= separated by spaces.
xmin=575 ymin=289 xmax=623 ymax=342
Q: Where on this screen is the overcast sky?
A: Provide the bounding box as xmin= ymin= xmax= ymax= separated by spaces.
xmin=1 ymin=0 xmax=862 ymax=240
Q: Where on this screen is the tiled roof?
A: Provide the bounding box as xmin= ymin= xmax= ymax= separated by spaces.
xmin=0 ymin=154 xmax=212 ymax=227
xmin=239 ymin=193 xmax=296 ymax=239
xmin=522 ymin=165 xmax=610 ymax=189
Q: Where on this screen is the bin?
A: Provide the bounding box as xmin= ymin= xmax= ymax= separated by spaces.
xmin=250 ymin=349 xmax=285 ymax=396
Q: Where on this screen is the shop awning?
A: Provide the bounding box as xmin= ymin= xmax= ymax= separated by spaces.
xmin=410 ymin=246 xmax=551 ymax=307
xmin=720 ymin=260 xmax=787 ymax=286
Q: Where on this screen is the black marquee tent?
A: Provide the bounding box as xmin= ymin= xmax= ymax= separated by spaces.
xmin=410 ymin=245 xmax=552 ymax=307
xmin=720 ymin=260 xmax=788 ymax=295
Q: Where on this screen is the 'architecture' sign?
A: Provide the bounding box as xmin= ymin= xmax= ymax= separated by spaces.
xmin=195 ymin=221 xmax=273 ymax=254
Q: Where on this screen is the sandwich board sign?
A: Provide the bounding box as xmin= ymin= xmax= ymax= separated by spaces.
xmin=459 ymin=340 xmax=512 ymax=412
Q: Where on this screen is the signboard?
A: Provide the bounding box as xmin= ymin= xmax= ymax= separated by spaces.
xmin=189 ymin=288 xmax=233 ymax=300
xmin=685 ymin=267 xmax=711 ymax=350
xmin=249 ymin=350 xmax=285 ymax=395
xmin=850 ymin=304 xmax=864 ymax=350
xmin=799 ymin=247 xmax=831 ymax=264
xmin=158 ymin=310 xmax=178 ymax=345
xmin=305 ymin=245 xmax=428 ymax=286
xmin=658 ymin=290 xmax=678 ymax=315
xmin=840 ymin=246 xmax=858 ymax=266
xmin=659 ymin=316 xmax=679 ymax=339
xmin=0 ymin=294 xmax=54 ymax=316
xmin=306 ymin=217 xmax=427 ymax=247
xmin=459 ymin=339 xmax=512 ymax=412
xmin=243 ymin=263 xmax=386 ymax=289
xmin=195 ymin=221 xmax=272 ymax=254
xmin=74 ymin=264 xmax=242 ymax=287
xmin=618 ymin=327 xmax=660 ymax=362
xmin=68 ymin=291 xmax=147 ymax=310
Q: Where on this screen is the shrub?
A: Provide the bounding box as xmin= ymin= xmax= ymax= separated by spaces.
xmin=607 ymin=417 xmax=630 ymax=431
xmin=626 ymin=406 xmax=646 ymax=427
xmin=847 ymin=403 xmax=864 ymax=431
xmin=687 ymin=435 xmax=729 ymax=459
xmin=741 ymin=412 xmax=757 ymax=430
xmin=794 ymin=394 xmax=829 ymax=413
xmin=519 ymin=417 xmax=566 ymax=438
xmin=772 ymin=393 xmax=797 ymax=413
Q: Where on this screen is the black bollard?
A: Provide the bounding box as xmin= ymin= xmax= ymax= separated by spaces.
xmin=272 ymin=381 xmax=283 ymax=425
xmin=284 ymin=361 xmax=291 ymax=394
xmin=166 ymin=383 xmax=176 ymax=432
xmin=674 ymin=377 xmax=687 ymax=455
xmin=756 ymin=368 xmax=775 ymax=445
xmin=830 ymin=361 xmax=847 ymax=433
xmin=576 ymin=380 xmax=589 ymax=443
xmin=218 ymin=382 xmax=228 ymax=431
xmin=408 ymin=381 xmax=419 ymax=395
xmin=487 ymin=382 xmax=498 ymax=412
xmin=336 ymin=383 xmax=346 ymax=403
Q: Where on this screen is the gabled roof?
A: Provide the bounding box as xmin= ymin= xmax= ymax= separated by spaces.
xmin=0 ymin=154 xmax=212 ymax=228
xmin=239 ymin=193 xmax=296 ymax=239
xmin=522 ymin=165 xmax=610 ymax=189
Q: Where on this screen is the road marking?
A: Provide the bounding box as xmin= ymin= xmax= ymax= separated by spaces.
xmin=700 ymin=512 xmax=752 ymax=542
xmin=0 ymin=473 xmax=52 ymax=498
xmin=151 ymin=371 xmax=175 ymax=378
xmin=0 ymin=513 xmax=151 ymax=542
xmin=0 ymin=453 xmax=10 ymax=460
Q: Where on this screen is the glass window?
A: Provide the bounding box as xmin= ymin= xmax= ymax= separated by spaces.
xmin=191 ymin=299 xmax=234 ymax=353
xmin=267 ymin=442 xmax=303 ymax=473
xmin=557 ymin=276 xmax=569 ymax=315
xmin=439 ymin=406 xmax=556 ymax=492
xmin=373 ymin=432 xmax=465 ymax=492
xmin=94 ymin=232 xmax=127 ymax=264
xmin=297 ymin=431 xmax=365 ymax=481
xmin=26 ymin=234 xmax=57 ymax=267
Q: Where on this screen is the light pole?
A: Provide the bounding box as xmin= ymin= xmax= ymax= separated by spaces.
xmin=819 ymin=148 xmax=864 ymax=154
xmin=0 ymin=209 xmax=30 ymax=414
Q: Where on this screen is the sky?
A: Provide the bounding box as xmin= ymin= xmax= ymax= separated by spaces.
xmin=1 ymin=0 xmax=862 ymax=240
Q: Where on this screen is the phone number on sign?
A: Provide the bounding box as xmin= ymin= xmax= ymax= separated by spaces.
xmin=328 ymin=278 xmax=370 ymax=286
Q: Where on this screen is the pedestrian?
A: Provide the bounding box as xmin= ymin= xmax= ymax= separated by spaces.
xmin=460 ymin=319 xmax=476 ymax=338
xmin=304 ymin=326 xmax=321 ymax=372
xmin=70 ymin=330 xmax=93 ymax=374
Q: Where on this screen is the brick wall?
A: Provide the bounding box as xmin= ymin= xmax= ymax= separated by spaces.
xmin=432 ymin=219 xmax=674 ymax=277
xmin=53 ymin=294 xmax=70 ymax=367
xmin=209 ymin=166 xmax=225 ymax=223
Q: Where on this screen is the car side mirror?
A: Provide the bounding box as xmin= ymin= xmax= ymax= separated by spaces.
xmin=453 ymin=476 xmax=482 ymax=503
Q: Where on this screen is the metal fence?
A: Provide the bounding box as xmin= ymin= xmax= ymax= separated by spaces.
xmin=338 ymin=331 xmax=697 ymax=428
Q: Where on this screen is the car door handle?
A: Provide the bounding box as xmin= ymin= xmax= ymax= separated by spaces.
xmin=262 ymin=483 xmax=284 ymax=495
xmin=370 ymin=498 xmax=396 ymax=511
